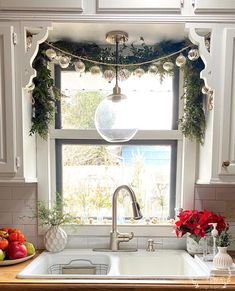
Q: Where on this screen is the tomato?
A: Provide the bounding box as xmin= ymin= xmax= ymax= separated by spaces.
xmin=7 ymin=228 xmax=21 ymax=234
xmin=0 ymin=237 xmax=9 ymax=250
xmin=8 ymin=232 xmax=25 ymax=243
xmin=0 ymin=228 xmax=21 ymax=234
xmin=0 ymin=228 xmax=10 ymax=233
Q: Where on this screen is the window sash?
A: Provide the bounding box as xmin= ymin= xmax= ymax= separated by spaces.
xmin=54 ymin=65 xmax=180 ymax=131
xmin=55 ymin=139 xmax=177 ymax=219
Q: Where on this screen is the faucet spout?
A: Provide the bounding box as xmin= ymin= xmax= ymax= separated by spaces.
xmin=110 ymin=185 xmax=142 ymax=251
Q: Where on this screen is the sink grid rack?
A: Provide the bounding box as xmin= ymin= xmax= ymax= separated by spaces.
xmin=48 ymin=259 xmax=109 ymax=275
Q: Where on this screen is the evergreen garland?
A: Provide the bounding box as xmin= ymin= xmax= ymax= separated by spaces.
xmin=30 ymin=43 xmax=60 ymax=139
xmin=30 ymin=39 xmax=206 ymax=144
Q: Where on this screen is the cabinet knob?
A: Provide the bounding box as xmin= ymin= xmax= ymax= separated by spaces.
xmin=222 ymin=160 xmax=230 ymax=168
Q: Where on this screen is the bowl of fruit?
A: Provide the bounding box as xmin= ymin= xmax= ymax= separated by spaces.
xmin=0 ymin=228 xmax=35 ymax=266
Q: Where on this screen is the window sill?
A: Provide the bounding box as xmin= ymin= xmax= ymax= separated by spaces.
xmin=39 ymin=223 xmax=175 ymax=237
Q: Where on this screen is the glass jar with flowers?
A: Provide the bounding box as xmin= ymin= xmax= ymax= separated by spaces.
xmin=174 ymin=209 xmax=226 ymax=255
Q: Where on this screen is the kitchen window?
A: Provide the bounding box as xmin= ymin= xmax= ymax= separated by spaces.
xmin=49 ymin=65 xmax=182 ymax=225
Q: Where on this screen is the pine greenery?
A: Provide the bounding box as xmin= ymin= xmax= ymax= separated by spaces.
xmin=31 ymin=39 xmax=206 ymax=144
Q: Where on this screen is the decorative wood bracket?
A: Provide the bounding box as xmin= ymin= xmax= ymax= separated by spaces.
xmin=186 ymin=23 xmax=213 ymax=91
xmin=21 ymin=22 xmax=53 ymax=88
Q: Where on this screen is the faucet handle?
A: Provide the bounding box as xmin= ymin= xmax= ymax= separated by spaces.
xmin=146 ymin=239 xmax=162 ymax=252
xmin=117 ymin=232 xmax=134 ymax=242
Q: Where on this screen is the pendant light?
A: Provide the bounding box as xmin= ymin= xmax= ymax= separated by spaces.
xmin=95 ymin=31 xmax=138 ymax=142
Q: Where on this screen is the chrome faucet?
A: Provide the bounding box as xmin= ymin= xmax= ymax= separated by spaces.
xmin=110 ymin=185 xmax=142 ymax=251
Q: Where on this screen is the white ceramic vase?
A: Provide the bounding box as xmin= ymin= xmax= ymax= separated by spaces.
xmin=44 ymin=225 xmax=67 ymax=252
xmin=213 ymin=247 xmax=233 ymax=270
xmin=186 ymin=235 xmax=204 ymax=255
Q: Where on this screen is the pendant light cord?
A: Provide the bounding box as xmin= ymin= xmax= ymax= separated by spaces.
xmin=115 ymin=37 xmax=119 ymax=87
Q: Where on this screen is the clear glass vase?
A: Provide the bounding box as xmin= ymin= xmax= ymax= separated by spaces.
xmin=186 ymin=235 xmax=204 ymax=255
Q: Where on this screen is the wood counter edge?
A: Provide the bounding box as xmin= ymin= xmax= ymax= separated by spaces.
xmin=0 ymin=250 xmax=235 ymax=290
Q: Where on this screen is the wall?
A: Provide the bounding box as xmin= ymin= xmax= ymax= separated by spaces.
xmin=0 ymin=182 xmax=235 ymax=250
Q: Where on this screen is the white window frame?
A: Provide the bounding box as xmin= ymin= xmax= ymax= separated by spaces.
xmin=36 ymin=65 xmax=197 ymax=237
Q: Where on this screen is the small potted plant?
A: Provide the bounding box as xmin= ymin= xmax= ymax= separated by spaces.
xmin=37 ymin=198 xmax=75 ymax=253
xmin=213 ymin=227 xmax=234 ymax=269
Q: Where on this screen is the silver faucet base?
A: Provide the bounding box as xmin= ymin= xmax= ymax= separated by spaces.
xmin=93 ymin=248 xmax=138 ymax=252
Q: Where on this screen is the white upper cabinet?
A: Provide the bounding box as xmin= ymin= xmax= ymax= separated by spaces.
xmin=96 ymin=0 xmax=183 ymax=13
xmin=193 ymin=0 xmax=235 ymax=14
xmin=0 ymin=0 xmax=83 ymax=12
xmin=0 ymin=25 xmax=16 ymax=175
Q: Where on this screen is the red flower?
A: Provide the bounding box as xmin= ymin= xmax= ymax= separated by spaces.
xmin=174 ymin=209 xmax=226 ymax=240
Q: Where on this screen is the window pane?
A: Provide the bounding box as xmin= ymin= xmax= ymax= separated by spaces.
xmin=61 ymin=144 xmax=173 ymax=224
xmin=60 ymin=71 xmax=174 ymax=130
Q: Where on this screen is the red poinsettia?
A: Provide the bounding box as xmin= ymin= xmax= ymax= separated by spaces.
xmin=175 ymin=209 xmax=226 ymax=242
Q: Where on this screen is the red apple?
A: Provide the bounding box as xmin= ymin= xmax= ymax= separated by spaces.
xmin=7 ymin=241 xmax=27 ymax=259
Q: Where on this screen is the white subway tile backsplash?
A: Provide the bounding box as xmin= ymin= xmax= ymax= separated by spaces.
xmin=162 ymin=237 xmax=186 ymax=250
xmin=195 ymin=187 xmax=216 ymax=200
xmin=37 ymin=235 xmax=44 ymax=249
xmin=216 ymin=188 xmax=235 ymax=200
xmin=12 ymin=185 xmax=37 ymax=200
xmin=87 ymin=236 xmax=110 ymax=249
xmin=0 ymin=187 xmax=12 ymax=199
xmin=67 ymin=236 xmax=88 ymax=249
xmin=12 ymin=211 xmax=36 ymax=225
xmin=203 ymin=200 xmax=226 ymax=214
xmin=0 ymin=199 xmax=26 ymax=212
xmin=194 ymin=199 xmax=203 ymax=210
xmin=0 ymin=212 xmax=12 ymax=225
xmin=24 ymin=199 xmax=37 ymax=211
xmin=23 ymin=224 xmax=38 ymax=236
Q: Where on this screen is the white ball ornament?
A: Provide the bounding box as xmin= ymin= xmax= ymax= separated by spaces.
xmin=134 ymin=68 xmax=145 ymax=78
xmin=118 ymin=69 xmax=131 ymax=81
xmin=74 ymin=60 xmax=85 ymax=74
xmin=188 ymin=49 xmax=200 ymax=61
xmin=175 ymin=54 xmax=186 ymax=67
xmin=163 ymin=61 xmax=174 ymax=72
xmin=148 ymin=64 xmax=158 ymax=75
xmin=90 ymin=65 xmax=101 ymax=76
xmin=46 ymin=48 xmax=57 ymax=60
xmin=103 ymin=69 xmax=115 ymax=83
xmin=59 ymin=56 xmax=70 ymax=68
xmin=201 ymin=86 xmax=210 ymax=95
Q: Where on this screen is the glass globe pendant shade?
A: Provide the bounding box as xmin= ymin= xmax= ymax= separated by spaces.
xmin=95 ymin=84 xmax=138 ymax=142
xmin=95 ymin=30 xmax=138 ymax=142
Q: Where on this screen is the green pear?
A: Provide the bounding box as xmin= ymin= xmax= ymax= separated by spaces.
xmin=24 ymin=242 xmax=35 ymax=256
xmin=0 ymin=249 xmax=5 ymax=261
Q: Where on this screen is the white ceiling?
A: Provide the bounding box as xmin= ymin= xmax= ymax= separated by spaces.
xmin=48 ymin=23 xmax=186 ymax=45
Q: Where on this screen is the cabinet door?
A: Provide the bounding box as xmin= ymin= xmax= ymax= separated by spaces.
xmin=0 ymin=25 xmax=16 ymax=175
xmin=193 ymin=0 xmax=235 ymax=14
xmin=97 ymin=0 xmax=182 ymax=13
xmin=219 ymin=28 xmax=235 ymax=178
xmin=0 ymin=0 xmax=83 ymax=12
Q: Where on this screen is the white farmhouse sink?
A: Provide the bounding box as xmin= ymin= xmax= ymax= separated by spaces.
xmin=17 ymin=249 xmax=209 ymax=280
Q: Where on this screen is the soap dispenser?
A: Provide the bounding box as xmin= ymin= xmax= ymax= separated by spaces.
xmin=203 ymin=223 xmax=218 ymax=261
